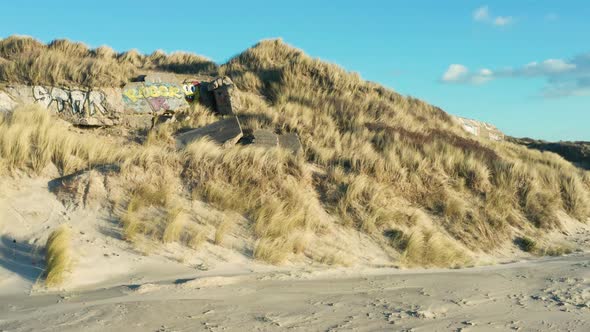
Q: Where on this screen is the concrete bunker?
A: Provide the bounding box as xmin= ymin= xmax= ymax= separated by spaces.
xmin=169 ymin=76 xmax=302 ymax=153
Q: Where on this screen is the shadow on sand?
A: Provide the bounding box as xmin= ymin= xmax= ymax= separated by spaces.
xmin=0 ymin=235 xmax=45 ymax=282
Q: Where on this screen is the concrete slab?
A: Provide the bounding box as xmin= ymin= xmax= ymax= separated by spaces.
xmin=176 ymin=116 xmax=243 ymax=148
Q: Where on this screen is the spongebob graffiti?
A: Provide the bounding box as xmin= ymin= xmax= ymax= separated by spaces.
xmin=182 ymin=81 xmax=201 ymax=103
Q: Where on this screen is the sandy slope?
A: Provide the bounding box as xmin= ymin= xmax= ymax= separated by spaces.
xmin=1 ymin=175 xmax=589 ymax=331
xmin=0 ymin=253 xmax=588 ymax=331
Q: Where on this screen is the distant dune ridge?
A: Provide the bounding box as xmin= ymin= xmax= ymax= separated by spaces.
xmin=509 ymin=137 xmax=590 ymax=170
xmin=0 ymin=36 xmax=589 ymax=289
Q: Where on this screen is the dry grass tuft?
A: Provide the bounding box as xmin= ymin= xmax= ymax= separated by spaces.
xmin=162 ymin=208 xmax=187 ymax=243
xmin=0 ymin=35 xmax=217 ymax=87
xmin=560 ymin=174 xmax=590 ymax=220
xmin=515 ymin=236 xmax=537 ymax=253
xmin=0 ymin=104 xmax=120 ymax=175
xmin=515 ymin=236 xmax=574 ymax=256
xmin=183 ymin=139 xmax=320 ymax=262
xmin=253 ymin=237 xmax=291 ymax=264
xmin=45 ymin=225 xmax=73 ymax=287
xmin=150 ymin=51 xmax=217 ymax=74
xmin=186 ymin=225 xmax=208 ymax=250
xmin=401 ymin=228 xmax=471 ymax=268
xmin=117 ymin=168 xmax=213 ymax=251
xmin=214 ymin=216 xmax=232 ymax=246
xmin=539 ymin=243 xmax=574 ymax=256
xmin=120 ymin=181 xmax=177 ymax=242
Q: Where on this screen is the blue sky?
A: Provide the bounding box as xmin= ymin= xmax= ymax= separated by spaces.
xmin=1 ymin=0 xmax=588 ymax=140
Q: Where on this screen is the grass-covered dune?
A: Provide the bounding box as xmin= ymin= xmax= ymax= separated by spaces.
xmin=509 ymin=137 xmax=590 ymax=170
xmin=1 ymin=36 xmax=589 ymax=270
xmin=0 ymin=36 xmax=217 ymax=87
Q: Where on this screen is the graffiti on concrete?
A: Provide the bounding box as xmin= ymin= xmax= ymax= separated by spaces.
xmin=70 ymin=90 xmax=86 ymax=114
xmin=32 ymin=86 xmax=108 ymax=116
xmin=51 ymin=88 xmax=70 ymax=112
xmin=32 ymin=86 xmax=52 ymax=108
xmin=122 ymin=83 xmax=183 ymax=103
xmin=88 ymin=91 xmax=107 ymax=115
xmin=122 ymin=82 xmax=186 ymax=113
xmin=147 ymin=97 xmax=170 ymax=112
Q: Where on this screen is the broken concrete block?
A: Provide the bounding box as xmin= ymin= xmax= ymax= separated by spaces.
xmin=278 ymin=133 xmax=302 ymax=154
xmin=252 ymin=129 xmax=279 ymax=148
xmin=207 ymin=76 xmax=234 ymax=91
xmin=176 ymin=116 xmax=243 ymax=148
xmin=207 ymin=76 xmax=237 ymax=116
xmin=251 ymin=130 xmax=302 ymax=154
xmin=212 ymin=85 xmax=236 ymax=115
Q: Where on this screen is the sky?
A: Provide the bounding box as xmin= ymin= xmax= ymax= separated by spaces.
xmin=0 ymin=0 xmax=588 ymax=141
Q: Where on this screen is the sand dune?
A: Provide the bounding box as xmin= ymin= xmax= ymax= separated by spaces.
xmin=1 ymin=172 xmax=590 ymax=331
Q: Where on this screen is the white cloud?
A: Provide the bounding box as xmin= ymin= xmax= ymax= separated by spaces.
xmin=441 ymin=65 xmax=493 ymax=85
xmin=542 ymin=59 xmax=576 ymax=72
xmin=440 ymin=53 xmax=590 ymax=98
xmin=473 ymin=6 xmax=489 ymax=22
xmin=493 ymin=16 xmax=513 ymax=26
xmin=473 ymin=6 xmax=514 ymax=27
xmin=493 ymin=59 xmax=578 ymax=78
xmin=542 ymin=54 xmax=590 ymax=97
xmin=473 ymin=68 xmax=494 ymax=84
xmin=442 ymin=64 xmax=469 ymax=82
